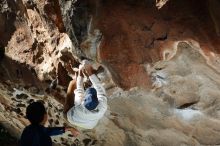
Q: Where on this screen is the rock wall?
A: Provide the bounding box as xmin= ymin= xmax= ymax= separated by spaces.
xmin=1 ymin=0 xmax=220 ymax=146
xmin=91 ymin=0 xmax=220 ymax=89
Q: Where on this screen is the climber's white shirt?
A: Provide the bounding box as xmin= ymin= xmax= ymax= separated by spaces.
xmin=67 ymin=74 xmax=107 ymax=129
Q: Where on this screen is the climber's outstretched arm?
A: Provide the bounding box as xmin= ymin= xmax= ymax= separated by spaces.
xmin=74 ymin=69 xmax=85 ymax=105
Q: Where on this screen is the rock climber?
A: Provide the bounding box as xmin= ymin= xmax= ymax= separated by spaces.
xmin=19 ymin=101 xmax=79 ymax=146
xmin=63 ymin=60 xmax=107 ymax=129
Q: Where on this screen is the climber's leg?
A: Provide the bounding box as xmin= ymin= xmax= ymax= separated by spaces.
xmin=64 ymin=79 xmax=76 ymax=114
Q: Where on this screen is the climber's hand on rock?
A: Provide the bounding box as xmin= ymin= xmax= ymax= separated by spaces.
xmin=65 ymin=127 xmax=80 ymax=137
xmin=84 ymin=65 xmax=94 ymax=76
xmin=79 ymin=64 xmax=84 ymax=70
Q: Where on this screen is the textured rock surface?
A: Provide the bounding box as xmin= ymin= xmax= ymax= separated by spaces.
xmin=94 ymin=0 xmax=220 ymax=89
xmin=1 ymin=0 xmax=220 ymax=146
xmin=105 ymin=41 xmax=220 ymax=146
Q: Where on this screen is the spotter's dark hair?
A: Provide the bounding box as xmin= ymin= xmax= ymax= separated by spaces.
xmin=26 ymin=101 xmax=46 ymax=125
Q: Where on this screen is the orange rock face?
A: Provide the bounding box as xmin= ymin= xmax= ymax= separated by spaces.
xmin=91 ymin=0 xmax=220 ymax=89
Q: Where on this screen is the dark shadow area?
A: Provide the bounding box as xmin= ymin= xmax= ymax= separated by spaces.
xmin=0 ymin=46 xmax=5 ymax=61
xmin=0 ymin=54 xmax=100 ymax=105
xmin=0 ymin=0 xmax=17 ymax=47
xmin=71 ymin=0 xmax=92 ymax=44
xmin=0 ymin=55 xmax=70 ymax=107
xmin=0 ymin=55 xmax=45 ymax=88
xmin=44 ymin=0 xmax=65 ymax=32
xmin=178 ymin=101 xmax=198 ymax=109
xmin=0 ymin=124 xmax=18 ymax=146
